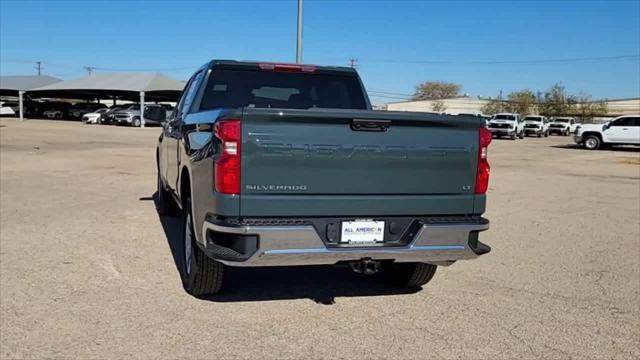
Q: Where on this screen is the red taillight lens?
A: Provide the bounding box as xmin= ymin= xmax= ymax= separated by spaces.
xmin=475 ymin=127 xmax=492 ymax=194
xmin=214 ymin=119 xmax=241 ymax=194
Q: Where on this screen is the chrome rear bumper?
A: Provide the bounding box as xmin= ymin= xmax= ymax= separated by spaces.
xmin=202 ymin=219 xmax=490 ymax=267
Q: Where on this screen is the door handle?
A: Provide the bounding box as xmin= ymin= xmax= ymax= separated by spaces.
xmin=622 ymin=128 xmax=629 ymax=131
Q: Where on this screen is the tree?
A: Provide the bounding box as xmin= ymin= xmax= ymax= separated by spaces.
xmin=539 ymin=83 xmax=574 ymax=117
xmin=412 ymin=81 xmax=461 ymax=100
xmin=431 ymin=100 xmax=447 ymax=112
xmin=481 ymin=90 xmax=537 ymax=115
xmin=481 ymin=99 xmax=507 ymax=115
xmin=575 ymin=92 xmax=608 ymax=121
xmin=505 ymin=90 xmax=537 ymax=115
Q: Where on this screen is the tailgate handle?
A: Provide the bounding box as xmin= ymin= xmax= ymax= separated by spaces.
xmin=351 ymin=119 xmax=391 ymax=132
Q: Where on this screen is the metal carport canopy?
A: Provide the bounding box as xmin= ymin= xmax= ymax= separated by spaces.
xmin=29 ymin=72 xmax=185 ymax=127
xmin=0 ymin=75 xmax=63 ymax=120
xmin=0 ymin=75 xmax=63 ymax=96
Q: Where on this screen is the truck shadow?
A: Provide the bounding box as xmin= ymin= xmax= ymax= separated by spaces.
xmin=551 ymin=144 xmax=640 ymax=152
xmin=153 ymin=193 xmax=420 ymax=304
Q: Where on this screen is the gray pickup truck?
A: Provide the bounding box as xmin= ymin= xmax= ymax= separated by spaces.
xmin=156 ymin=60 xmax=492 ymax=296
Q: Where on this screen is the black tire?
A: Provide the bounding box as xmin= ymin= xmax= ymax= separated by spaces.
xmin=182 ymin=198 xmax=224 ymax=296
xmin=544 ymin=130 xmax=549 ymax=137
xmin=518 ymin=130 xmax=525 ymax=139
xmin=584 ymin=135 xmax=601 ymax=150
xmin=384 ymin=262 xmax=437 ymax=288
xmin=132 ymin=117 xmax=141 ymax=127
xmin=156 ymin=170 xmax=178 ymax=215
xmin=510 ymin=133 xmax=517 ymax=140
xmin=537 ymin=132 xmax=542 ymax=138
xmin=564 ymin=129 xmax=570 ymax=136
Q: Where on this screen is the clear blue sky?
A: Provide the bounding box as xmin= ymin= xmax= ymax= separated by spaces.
xmin=1 ymin=0 xmax=639 ymax=105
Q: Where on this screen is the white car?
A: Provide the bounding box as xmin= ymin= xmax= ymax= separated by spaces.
xmin=574 ymin=115 xmax=640 ymax=150
xmin=522 ymin=115 xmax=550 ymax=137
xmin=0 ymin=102 xmax=16 ymax=117
xmin=81 ymin=108 xmax=109 ymax=124
xmin=549 ymin=117 xmax=580 ymax=136
xmin=487 ymin=113 xmax=524 ymax=140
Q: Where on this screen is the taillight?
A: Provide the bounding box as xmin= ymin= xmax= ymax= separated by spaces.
xmin=475 ymin=127 xmax=492 ymax=194
xmin=214 ymin=119 xmax=241 ymax=195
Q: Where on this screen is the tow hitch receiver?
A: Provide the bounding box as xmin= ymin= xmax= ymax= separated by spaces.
xmin=349 ymin=258 xmax=382 ymax=275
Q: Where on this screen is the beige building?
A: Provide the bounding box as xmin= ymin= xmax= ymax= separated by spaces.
xmin=385 ymin=96 xmax=640 ymax=117
xmin=601 ymin=97 xmax=640 ymax=116
xmin=385 ymin=96 xmax=489 ymax=114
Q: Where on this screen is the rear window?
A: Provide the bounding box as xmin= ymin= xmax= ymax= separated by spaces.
xmin=200 ymin=69 xmax=367 ymax=110
xmin=494 ymin=114 xmax=515 ymax=120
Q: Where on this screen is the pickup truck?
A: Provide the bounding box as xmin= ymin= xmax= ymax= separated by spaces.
xmin=574 ymin=115 xmax=640 ymax=149
xmin=549 ymin=117 xmax=579 ymax=135
xmin=522 ymin=115 xmax=550 ymax=137
xmin=487 ymin=113 xmax=525 ymax=140
xmin=156 ymin=60 xmax=491 ymax=296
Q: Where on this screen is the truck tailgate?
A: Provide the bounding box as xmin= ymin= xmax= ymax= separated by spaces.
xmin=240 ymin=108 xmax=481 ymax=217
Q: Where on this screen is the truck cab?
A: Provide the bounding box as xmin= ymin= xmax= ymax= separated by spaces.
xmin=523 ymin=115 xmax=550 ymax=137
xmin=488 ymin=113 xmax=524 ymax=139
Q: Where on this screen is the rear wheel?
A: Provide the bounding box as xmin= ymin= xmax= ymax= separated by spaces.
xmin=384 ymin=262 xmax=437 ymax=288
xmin=182 ymin=198 xmax=224 ymax=296
xmin=584 ymin=135 xmax=601 ymax=150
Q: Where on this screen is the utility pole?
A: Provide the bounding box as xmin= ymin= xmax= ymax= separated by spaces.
xmin=35 ymin=61 xmax=42 ymax=75
xmin=296 ymin=0 xmax=303 ymax=64
xmin=349 ymin=58 xmax=358 ymax=69
xmin=83 ymin=66 xmax=95 ymax=76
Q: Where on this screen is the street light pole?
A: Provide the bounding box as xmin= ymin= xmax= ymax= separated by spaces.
xmin=296 ymin=0 xmax=303 ymax=64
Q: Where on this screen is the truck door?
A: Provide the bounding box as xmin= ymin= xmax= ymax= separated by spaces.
xmin=606 ymin=117 xmax=634 ymax=143
xmin=167 ymin=70 xmax=205 ymax=192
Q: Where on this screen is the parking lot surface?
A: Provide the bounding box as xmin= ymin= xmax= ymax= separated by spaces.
xmin=1 ymin=118 xmax=639 ymax=359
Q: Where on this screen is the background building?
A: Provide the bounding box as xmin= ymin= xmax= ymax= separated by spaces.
xmin=385 ymin=96 xmax=489 ymax=114
xmin=385 ymin=96 xmax=640 ymax=117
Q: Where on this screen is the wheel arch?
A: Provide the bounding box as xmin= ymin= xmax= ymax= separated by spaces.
xmin=179 ymin=166 xmax=191 ymax=206
xmin=582 ymin=131 xmax=603 ymax=141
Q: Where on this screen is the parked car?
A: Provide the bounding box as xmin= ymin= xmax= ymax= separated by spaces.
xmin=156 ymin=60 xmax=492 ymax=296
xmin=68 ymin=103 xmax=107 ymax=119
xmin=487 ymin=113 xmax=524 ymax=139
xmin=522 ymin=115 xmax=550 ymax=137
xmin=100 ymin=104 xmax=129 ymax=124
xmin=0 ymin=101 xmax=17 ymax=117
xmin=114 ymin=104 xmax=169 ymax=127
xmin=549 ymin=117 xmax=580 ymax=135
xmin=574 ymin=115 xmax=640 ymax=150
xmin=39 ymin=101 xmax=71 ymax=119
xmin=81 ymin=108 xmax=109 ymax=124
xmin=43 ymin=109 xmax=64 ymax=119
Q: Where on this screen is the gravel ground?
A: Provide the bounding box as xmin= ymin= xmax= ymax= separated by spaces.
xmin=1 ymin=118 xmax=639 ymax=359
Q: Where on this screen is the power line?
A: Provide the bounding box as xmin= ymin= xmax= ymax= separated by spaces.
xmin=357 ymin=54 xmax=640 ymax=66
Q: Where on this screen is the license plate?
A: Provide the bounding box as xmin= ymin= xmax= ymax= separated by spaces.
xmin=340 ymin=220 xmax=385 ymax=244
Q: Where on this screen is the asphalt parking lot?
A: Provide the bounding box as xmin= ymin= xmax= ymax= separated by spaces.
xmin=1 ymin=118 xmax=638 ymax=359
